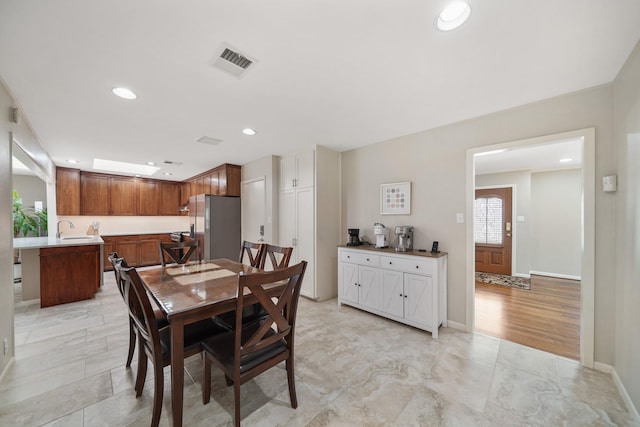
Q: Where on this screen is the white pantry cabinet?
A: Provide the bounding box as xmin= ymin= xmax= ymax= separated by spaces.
xmin=338 ymin=247 xmax=448 ymax=337
xmin=279 ymin=146 xmax=340 ymax=301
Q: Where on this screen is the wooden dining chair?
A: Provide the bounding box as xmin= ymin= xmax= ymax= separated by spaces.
xmin=260 ymin=244 xmax=293 ymax=271
xmin=238 ymin=240 xmax=265 ymax=268
xmin=117 ymin=264 xmax=229 ymax=427
xmin=108 ymin=252 xmax=168 ymax=370
xmin=201 ymin=261 xmax=308 ymax=427
xmin=159 ymin=240 xmax=198 ymax=266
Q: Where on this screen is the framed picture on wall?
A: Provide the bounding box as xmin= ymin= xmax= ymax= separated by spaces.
xmin=380 ymin=181 xmax=411 ymax=215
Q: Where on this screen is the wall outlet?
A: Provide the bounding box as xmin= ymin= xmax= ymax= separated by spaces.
xmin=2 ymin=338 xmax=7 ymax=355
xmin=456 ymin=213 xmax=464 ymax=223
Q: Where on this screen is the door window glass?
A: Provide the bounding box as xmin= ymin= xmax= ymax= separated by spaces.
xmin=474 ymin=197 xmax=503 ymax=244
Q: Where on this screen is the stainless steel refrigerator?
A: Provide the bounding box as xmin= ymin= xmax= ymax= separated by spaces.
xmin=189 ymin=194 xmax=241 ymax=261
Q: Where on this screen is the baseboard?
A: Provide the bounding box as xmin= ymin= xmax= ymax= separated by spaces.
xmin=529 ymin=270 xmax=581 ymax=281
xmin=445 ymin=320 xmax=466 ymax=331
xmin=513 ymin=273 xmax=531 ymax=279
xmin=15 ymin=298 xmax=40 ymax=308
xmin=594 ymin=362 xmax=640 ymax=424
xmin=0 ymin=357 xmax=15 ymax=386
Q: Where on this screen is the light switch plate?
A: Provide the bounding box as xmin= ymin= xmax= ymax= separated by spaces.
xmin=517 ymin=216 xmax=525 ymax=222
xmin=456 ymin=213 xmax=464 ymax=223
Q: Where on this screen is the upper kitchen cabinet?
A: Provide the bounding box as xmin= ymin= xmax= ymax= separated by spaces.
xmin=56 ymin=167 xmax=81 ymax=215
xmin=81 ymin=173 xmax=111 ymax=215
xmin=137 ymin=179 xmax=159 ymax=216
xmin=280 ymin=150 xmax=314 ymax=190
xmin=159 ymin=181 xmax=181 ymax=216
xmin=180 ymin=164 xmax=241 ymax=204
xmin=110 ymin=176 xmax=137 ymax=215
xmin=217 ymin=163 xmax=241 ymax=196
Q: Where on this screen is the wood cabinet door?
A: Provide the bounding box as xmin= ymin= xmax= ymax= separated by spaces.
xmin=81 ymin=173 xmax=110 ymax=215
xmin=116 ymin=237 xmax=139 ymax=266
xmin=339 ymin=262 xmax=358 ymax=304
xmin=208 ymin=171 xmax=220 ymax=195
xmin=40 ymin=245 xmax=100 ymax=307
xmin=380 ymin=269 xmax=404 ymax=317
xmin=138 ymin=236 xmax=161 ymax=266
xmin=137 ymin=179 xmax=159 ymax=215
xmin=102 ymin=237 xmax=115 ymax=271
xmin=159 ymin=181 xmax=180 ymax=215
xmin=56 ymin=168 xmax=80 ymax=215
xmin=225 ymin=164 xmax=241 ymax=196
xmin=110 ymin=177 xmax=137 ymax=215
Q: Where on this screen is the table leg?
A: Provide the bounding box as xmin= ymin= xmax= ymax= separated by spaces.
xmin=171 ymin=319 xmax=185 ymax=427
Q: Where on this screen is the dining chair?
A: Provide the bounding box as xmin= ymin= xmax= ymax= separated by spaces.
xmin=260 ymin=244 xmax=293 ymax=271
xmin=159 ymin=240 xmax=198 ymax=266
xmin=238 ymin=240 xmax=264 ymax=268
xmin=116 ymin=263 xmax=229 ymax=427
xmin=108 ymin=252 xmax=169 ymax=370
xmin=201 ymin=261 xmax=308 ymax=427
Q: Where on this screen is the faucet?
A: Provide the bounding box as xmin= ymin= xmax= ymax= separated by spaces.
xmin=56 ymin=219 xmax=75 ymax=238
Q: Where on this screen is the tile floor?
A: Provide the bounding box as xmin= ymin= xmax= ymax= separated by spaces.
xmin=0 ymin=272 xmax=635 ymax=426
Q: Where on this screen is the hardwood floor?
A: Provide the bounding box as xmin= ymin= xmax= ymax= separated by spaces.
xmin=474 ymin=274 xmax=581 ymax=360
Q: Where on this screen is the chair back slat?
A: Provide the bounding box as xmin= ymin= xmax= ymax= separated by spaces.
xmin=159 ymin=241 xmax=198 ymax=266
xmin=108 ymin=252 xmax=130 ymax=296
xmin=260 ymin=244 xmax=293 ymax=271
xmin=235 ymin=262 xmax=307 ymax=356
xmin=239 ymin=241 xmax=265 ymax=268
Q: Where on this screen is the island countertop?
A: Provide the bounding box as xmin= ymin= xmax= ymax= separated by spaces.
xmin=13 ymin=235 xmax=104 ymax=249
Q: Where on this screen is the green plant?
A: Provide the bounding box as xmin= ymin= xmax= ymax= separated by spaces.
xmin=12 ymin=190 xmax=47 ymax=237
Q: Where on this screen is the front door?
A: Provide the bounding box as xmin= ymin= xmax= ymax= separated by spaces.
xmin=475 ymin=187 xmax=513 ymax=275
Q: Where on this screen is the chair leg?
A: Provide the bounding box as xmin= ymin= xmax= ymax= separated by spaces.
xmin=225 ymin=374 xmax=233 ymax=386
xmin=202 ymin=355 xmax=211 ymax=404
xmin=286 ymin=358 xmax=298 ymax=408
xmin=126 ymin=320 xmax=136 ymax=368
xmin=135 ymin=343 xmax=147 ymax=396
xmin=151 ymin=362 xmax=164 ymax=427
xmin=234 ymin=378 xmax=241 ymax=427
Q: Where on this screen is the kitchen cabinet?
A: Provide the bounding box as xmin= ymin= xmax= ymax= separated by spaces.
xmin=280 ymin=150 xmax=314 ymax=190
xmin=137 ymin=179 xmax=159 ymax=215
xmin=338 ymin=247 xmax=448 ymax=337
xmin=279 ymin=146 xmax=340 ymax=301
xmin=40 ymin=244 xmax=101 ymax=307
xmin=81 ymin=173 xmax=110 ymax=215
xmin=159 ymin=181 xmax=181 ymax=215
xmin=56 ymin=167 xmax=81 ymax=215
xmin=103 ymin=233 xmax=171 ymax=270
xmin=110 ymin=176 xmax=137 ymax=215
xmin=179 ymin=163 xmax=241 ymax=205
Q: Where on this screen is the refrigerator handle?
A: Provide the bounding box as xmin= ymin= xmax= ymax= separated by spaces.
xmin=190 ymin=223 xmax=195 ymax=238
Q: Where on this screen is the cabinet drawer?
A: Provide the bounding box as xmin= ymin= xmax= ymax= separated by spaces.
xmin=340 ymin=250 xmax=380 ymax=267
xmin=380 ymin=255 xmax=432 ymax=275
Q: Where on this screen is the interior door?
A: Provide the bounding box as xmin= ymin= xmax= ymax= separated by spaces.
xmin=475 ymin=187 xmax=513 ymax=275
xmin=241 ymin=178 xmax=265 ymax=244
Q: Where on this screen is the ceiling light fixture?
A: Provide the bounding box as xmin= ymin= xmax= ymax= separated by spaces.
xmin=163 ymin=172 xmax=173 ymax=176
xmin=112 ymin=87 xmax=137 ymax=100
xmin=559 ymin=158 xmax=573 ymax=163
xmin=67 ymin=159 xmax=79 ymax=164
xmin=146 ymin=161 xmax=156 ymax=166
xmin=242 ymin=128 xmax=257 ymax=136
xmin=436 ymin=1 xmax=471 ymax=31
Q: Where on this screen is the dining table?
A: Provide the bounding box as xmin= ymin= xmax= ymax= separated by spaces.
xmin=138 ymin=258 xmax=268 ymax=427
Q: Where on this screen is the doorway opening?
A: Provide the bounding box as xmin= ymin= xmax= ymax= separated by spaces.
xmin=465 ymin=128 xmax=595 ymax=367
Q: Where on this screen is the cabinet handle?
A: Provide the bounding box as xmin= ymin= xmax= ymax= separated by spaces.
xmin=404 ymin=295 xmax=408 ymax=298
xmin=389 ymin=261 xmax=392 ymax=265
xmin=399 ymin=293 xmax=403 ymax=297
xmin=347 ymin=255 xmax=350 ymax=259
xmin=415 ymin=265 xmax=419 ymax=269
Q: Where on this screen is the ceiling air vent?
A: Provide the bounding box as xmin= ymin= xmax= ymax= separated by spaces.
xmin=197 ymin=136 xmax=223 ymax=146
xmin=163 ymin=160 xmax=183 ymax=165
xmin=212 ymin=44 xmax=256 ymax=78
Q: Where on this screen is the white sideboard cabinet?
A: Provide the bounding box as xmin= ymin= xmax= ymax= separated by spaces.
xmin=338 ymin=246 xmax=448 ymax=337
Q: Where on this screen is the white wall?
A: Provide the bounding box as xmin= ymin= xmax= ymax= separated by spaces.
xmin=476 ymin=171 xmax=531 ymax=276
xmin=13 ymin=174 xmax=47 ymax=211
xmin=530 ymin=169 xmax=582 ymax=278
xmin=341 ymin=84 xmax=616 ymax=364
xmin=56 ymin=216 xmax=189 ymax=237
xmin=613 ymin=40 xmax=640 ymax=412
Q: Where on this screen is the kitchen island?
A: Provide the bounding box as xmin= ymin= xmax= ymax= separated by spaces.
xmin=14 ymin=235 xmax=104 ymax=307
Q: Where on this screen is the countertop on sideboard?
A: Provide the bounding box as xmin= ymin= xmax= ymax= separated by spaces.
xmin=14 ymin=235 xmax=104 ymax=249
xmin=338 ymin=245 xmax=447 ymax=259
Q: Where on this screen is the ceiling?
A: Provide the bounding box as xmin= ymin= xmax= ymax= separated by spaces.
xmin=1 ymin=1 xmax=639 ymax=181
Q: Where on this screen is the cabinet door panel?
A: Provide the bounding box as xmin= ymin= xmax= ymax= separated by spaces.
xmin=296 ymin=150 xmax=314 ymax=188
xmin=56 ymin=168 xmax=80 ymax=215
xmin=208 ymin=171 xmax=219 ymax=195
xmin=138 ymin=237 xmax=161 ymax=266
xmin=116 ymin=239 xmax=139 ymax=266
xmin=137 ymin=180 xmax=159 ymax=215
xmin=296 ymin=187 xmax=315 ymax=297
xmin=279 ymin=190 xmax=296 ymax=248
xmin=358 ymin=265 xmax=381 ymax=310
xmin=81 ymin=174 xmax=110 ymax=215
xmin=405 ymin=273 xmax=432 ymax=327
xmin=159 ymin=182 xmax=180 ymax=215
xmin=381 ymin=269 xmax=404 ymax=317
xmin=340 ymin=263 xmax=358 ymax=304
xmin=110 ymin=177 xmax=137 ymax=215
xmin=280 ymin=155 xmax=296 ymax=190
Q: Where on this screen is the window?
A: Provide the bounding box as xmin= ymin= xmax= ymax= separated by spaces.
xmin=475 ymin=197 xmax=503 ymax=244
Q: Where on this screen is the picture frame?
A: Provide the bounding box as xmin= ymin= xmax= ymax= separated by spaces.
xmin=380 ymin=181 xmax=411 ymax=215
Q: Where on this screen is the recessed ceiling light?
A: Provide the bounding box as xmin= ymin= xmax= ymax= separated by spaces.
xmin=242 ymin=128 xmax=257 ymax=136
xmin=146 ymin=161 xmax=156 ymax=166
xmin=559 ymin=158 xmax=573 ymax=163
xmin=93 ymin=158 xmax=159 ymax=176
xmin=67 ymin=159 xmax=79 ymax=164
xmin=437 ymin=1 xmax=471 ymax=31
xmin=112 ymin=87 xmax=137 ymax=100
xmin=163 ymin=172 xmax=173 ymax=176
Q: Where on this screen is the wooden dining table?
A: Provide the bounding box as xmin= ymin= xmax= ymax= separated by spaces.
xmin=138 ymin=258 xmax=265 ymax=427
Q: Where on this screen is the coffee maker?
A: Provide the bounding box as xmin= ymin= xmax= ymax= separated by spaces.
xmin=394 ymin=226 xmax=414 ymax=252
xmin=373 ymin=223 xmax=389 ymax=248
xmin=347 ymin=228 xmax=362 ymax=246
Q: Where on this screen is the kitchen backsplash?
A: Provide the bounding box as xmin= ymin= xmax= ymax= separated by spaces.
xmin=57 ymin=216 xmax=190 ymax=236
